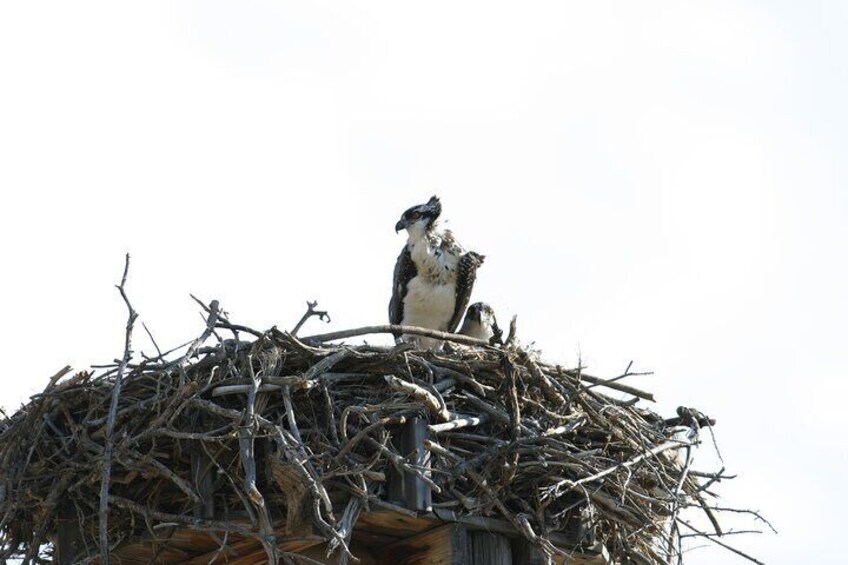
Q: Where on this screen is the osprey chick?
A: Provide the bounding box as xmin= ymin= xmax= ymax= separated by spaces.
xmin=389 ymin=196 xmax=484 ymax=348
xmin=459 ymin=302 xmax=502 ymax=344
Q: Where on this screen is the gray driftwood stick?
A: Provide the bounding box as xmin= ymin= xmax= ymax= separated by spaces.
xmin=98 ymin=254 xmax=138 ymax=565
xmin=303 ymin=324 xmax=491 ymax=347
xmin=384 ymin=374 xmax=451 ymax=422
xmin=429 ymin=414 xmax=488 ymax=434
xmin=544 ymin=367 xmax=655 ymax=402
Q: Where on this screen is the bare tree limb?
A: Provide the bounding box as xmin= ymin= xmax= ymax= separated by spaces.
xmin=166 ymin=298 xmax=220 ymax=369
xmin=292 ymin=300 xmax=331 ymax=336
xmin=677 ymin=519 xmax=766 ymax=565
xmin=98 ymin=253 xmax=139 ymax=565
xmin=303 ymin=324 xmax=491 ymax=347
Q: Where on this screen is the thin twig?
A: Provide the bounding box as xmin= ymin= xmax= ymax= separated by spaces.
xmin=98 ymin=253 xmax=139 ymax=565
xmin=141 ymin=322 xmax=163 ymax=360
xmin=677 ymin=519 xmax=766 ymax=565
xmin=166 ymin=299 xmax=220 ymax=369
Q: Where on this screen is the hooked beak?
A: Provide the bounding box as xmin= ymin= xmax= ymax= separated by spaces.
xmin=395 ymin=219 xmax=408 ymax=232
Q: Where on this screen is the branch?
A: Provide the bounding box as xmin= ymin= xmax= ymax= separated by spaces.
xmin=384 ymin=375 xmax=450 ymax=422
xmin=166 ymin=297 xmax=221 ymax=369
xmin=98 ymin=253 xmax=139 ymax=565
xmin=552 ymin=366 xmax=655 ymax=402
xmin=579 ymin=360 xmax=653 ymax=396
xmin=505 ymin=315 xmax=518 ymax=346
xmin=291 ymin=300 xmax=331 ymax=336
xmin=546 ymin=439 xmax=693 ymax=498
xmin=303 ymin=324 xmax=491 ymax=347
xmin=677 ymin=519 xmax=766 ymax=565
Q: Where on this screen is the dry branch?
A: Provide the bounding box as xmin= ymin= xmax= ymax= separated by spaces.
xmin=98 ymin=253 xmax=139 ymax=565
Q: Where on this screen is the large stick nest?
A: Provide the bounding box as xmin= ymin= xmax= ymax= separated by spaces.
xmin=0 ymin=304 xmax=749 ymax=564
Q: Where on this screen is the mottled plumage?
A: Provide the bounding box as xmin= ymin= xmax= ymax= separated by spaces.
xmin=389 ymin=196 xmax=484 ymax=348
xmin=459 ymin=302 xmax=502 ymax=344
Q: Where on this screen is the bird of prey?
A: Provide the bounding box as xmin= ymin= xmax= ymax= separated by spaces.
xmin=389 ymin=196 xmax=484 ymax=348
xmin=458 ymin=302 xmax=502 ymax=344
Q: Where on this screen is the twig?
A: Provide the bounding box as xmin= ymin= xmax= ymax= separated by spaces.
xmin=238 ymin=356 xmax=263 ymax=507
xmin=98 ymin=253 xmax=139 ymax=565
xmin=505 ymin=315 xmax=518 ymax=346
xmin=580 ymin=361 xmax=653 ymax=396
xmin=43 ymin=366 xmax=73 ymax=392
xmin=237 ymin=355 xmax=278 ymax=564
xmin=699 ymin=506 xmax=778 ymax=534
xmin=292 ymin=300 xmax=331 ymax=336
xmin=553 ymin=367 xmax=655 ymax=402
xmin=108 ymin=495 xmax=257 ymax=536
xmin=546 ymin=439 xmax=693 ymax=497
xmin=141 ymin=322 xmax=163 ymax=360
xmin=679 ymin=530 xmax=762 ymax=539
xmin=384 ymin=374 xmax=450 ymax=422
xmin=166 ymin=299 xmax=221 ymax=369
xmin=429 ymin=414 xmax=487 ymax=434
xmin=327 ymin=496 xmax=363 ymax=562
xmin=667 ymin=434 xmax=695 ymax=563
xmin=677 ymin=519 xmax=766 ymax=565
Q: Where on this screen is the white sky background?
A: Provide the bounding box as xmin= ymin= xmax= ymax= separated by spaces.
xmin=1 ymin=1 xmax=846 ymax=563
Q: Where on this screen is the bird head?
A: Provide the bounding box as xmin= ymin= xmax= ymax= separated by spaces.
xmin=466 ymin=302 xmax=496 ymax=327
xmin=395 ymin=196 xmax=442 ymax=235
xmin=462 ymin=302 xmax=503 ymax=344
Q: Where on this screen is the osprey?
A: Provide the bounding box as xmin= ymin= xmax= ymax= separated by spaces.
xmin=389 ymin=196 xmax=484 ymax=348
xmin=458 ymin=302 xmax=502 ymax=344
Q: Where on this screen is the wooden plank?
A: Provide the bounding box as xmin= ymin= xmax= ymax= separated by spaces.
xmin=377 ymin=524 xmax=469 ymax=565
xmin=388 ymin=417 xmax=432 ymax=511
xmin=355 ymin=509 xmax=440 ymax=538
xmin=180 ymin=523 xmax=325 ymax=564
xmin=350 ymin=527 xmax=400 ymax=548
xmin=162 ymin=526 xmax=217 ymax=552
xmin=469 ymin=531 xmax=511 ymax=565
xmin=293 ymin=541 xmax=378 ymax=565
xmin=511 ymin=541 xmax=547 ymax=565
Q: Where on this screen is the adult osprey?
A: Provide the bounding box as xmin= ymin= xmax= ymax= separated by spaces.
xmin=389 ymin=196 xmax=484 ymax=348
xmin=458 ymin=302 xmax=502 ymax=344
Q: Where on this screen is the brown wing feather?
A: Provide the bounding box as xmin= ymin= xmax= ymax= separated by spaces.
xmin=447 ymin=251 xmax=485 ymax=333
xmin=389 ymin=245 xmax=417 ymax=335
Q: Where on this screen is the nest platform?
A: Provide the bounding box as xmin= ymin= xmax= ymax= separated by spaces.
xmin=0 ymin=307 xmax=734 ymax=565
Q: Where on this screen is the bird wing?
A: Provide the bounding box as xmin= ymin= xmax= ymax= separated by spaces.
xmin=389 ymin=245 xmax=417 ymax=333
xmin=447 ymin=251 xmax=484 ymax=333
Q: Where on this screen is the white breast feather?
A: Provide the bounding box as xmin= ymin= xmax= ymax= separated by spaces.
xmin=402 ymin=277 xmax=456 ymax=331
xmin=399 ymin=226 xmax=464 ymax=348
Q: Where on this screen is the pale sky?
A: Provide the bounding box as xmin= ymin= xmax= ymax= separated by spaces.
xmin=1 ymin=2 xmax=846 ymax=564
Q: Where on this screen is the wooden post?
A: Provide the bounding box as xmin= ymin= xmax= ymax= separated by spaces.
xmin=511 ymin=541 xmax=548 ymax=565
xmin=469 ymin=531 xmax=512 ymax=565
xmin=388 ymin=416 xmax=431 ymax=512
xmin=56 ymin=501 xmax=84 ymax=565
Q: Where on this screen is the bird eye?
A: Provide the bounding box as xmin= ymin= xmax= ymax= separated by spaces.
xmin=410 ymin=212 xmax=421 ymax=219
